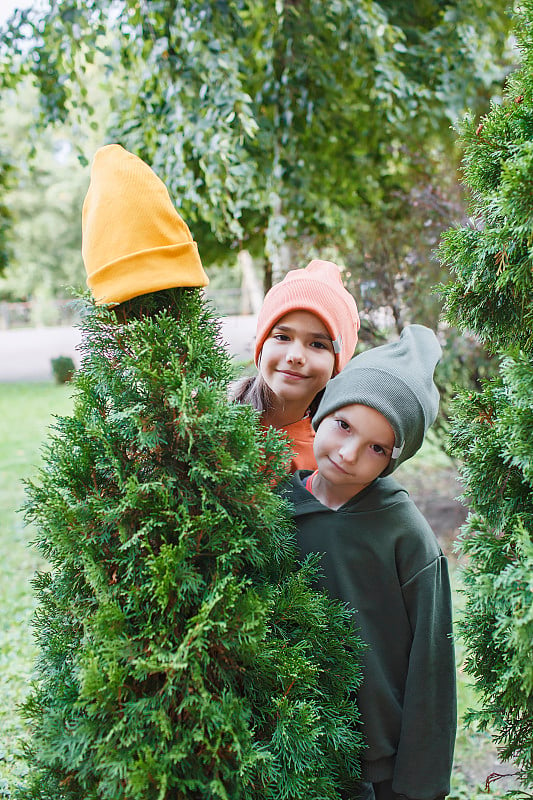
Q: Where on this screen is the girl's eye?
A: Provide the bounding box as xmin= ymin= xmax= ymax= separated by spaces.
xmin=310 ymin=340 xmax=328 ymax=349
xmin=371 ymin=444 xmax=386 ymax=455
xmin=336 ymin=418 xmax=350 ymax=431
xmin=273 ymin=333 xmax=290 ymax=341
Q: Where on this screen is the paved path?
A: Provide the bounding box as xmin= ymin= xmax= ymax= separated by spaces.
xmin=0 ymin=316 xmax=257 ymax=382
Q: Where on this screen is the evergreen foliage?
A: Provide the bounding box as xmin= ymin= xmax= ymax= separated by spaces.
xmin=18 ymin=288 xmax=364 ymax=800
xmin=438 ymin=0 xmax=533 ymax=786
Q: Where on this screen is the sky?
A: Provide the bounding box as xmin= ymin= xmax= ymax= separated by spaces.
xmin=0 ymin=0 xmax=44 ymax=26
xmin=0 ymin=0 xmax=24 ymax=24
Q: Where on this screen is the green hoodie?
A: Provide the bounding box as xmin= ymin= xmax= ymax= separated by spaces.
xmin=285 ymin=472 xmax=456 ymax=800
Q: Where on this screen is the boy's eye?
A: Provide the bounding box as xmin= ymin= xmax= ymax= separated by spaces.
xmin=273 ymin=333 xmax=290 ymax=341
xmin=336 ymin=418 xmax=350 ymax=431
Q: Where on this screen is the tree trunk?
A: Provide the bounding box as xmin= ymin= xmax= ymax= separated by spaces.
xmin=238 ymin=249 xmax=264 ymax=315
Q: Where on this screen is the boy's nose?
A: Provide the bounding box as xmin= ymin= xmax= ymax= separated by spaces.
xmin=339 ymin=441 xmax=359 ymax=463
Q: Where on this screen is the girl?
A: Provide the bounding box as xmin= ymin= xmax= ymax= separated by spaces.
xmin=232 ymin=259 xmax=360 ymax=471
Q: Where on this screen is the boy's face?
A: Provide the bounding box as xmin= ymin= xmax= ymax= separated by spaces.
xmin=313 ymin=404 xmax=395 ymax=505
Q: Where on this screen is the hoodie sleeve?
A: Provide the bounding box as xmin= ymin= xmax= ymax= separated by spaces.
xmin=392 ymin=554 xmax=457 ymax=800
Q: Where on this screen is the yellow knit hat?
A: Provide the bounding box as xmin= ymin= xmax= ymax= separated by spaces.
xmin=82 ymin=144 xmax=208 ymax=305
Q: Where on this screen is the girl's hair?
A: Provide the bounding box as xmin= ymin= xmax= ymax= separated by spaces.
xmin=231 ymin=373 xmax=325 ymax=419
xmin=230 ymin=374 xmax=273 ymax=413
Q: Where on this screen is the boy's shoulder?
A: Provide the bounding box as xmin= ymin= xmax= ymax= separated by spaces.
xmin=286 ymin=471 xmax=443 ymax=570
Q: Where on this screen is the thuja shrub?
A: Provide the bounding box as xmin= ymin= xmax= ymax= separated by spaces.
xmin=18 ymin=288 xmax=364 ymax=800
xmin=439 ymin=0 xmax=533 ymax=786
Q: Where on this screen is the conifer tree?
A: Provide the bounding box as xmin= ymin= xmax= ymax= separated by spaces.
xmin=18 ymin=146 xmax=364 ymax=800
xmin=439 ymin=1 xmax=533 ymax=787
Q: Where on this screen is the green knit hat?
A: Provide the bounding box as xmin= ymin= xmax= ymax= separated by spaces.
xmin=312 ymin=325 xmax=442 ymax=475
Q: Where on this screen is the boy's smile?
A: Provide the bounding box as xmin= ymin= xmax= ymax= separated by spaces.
xmin=312 ymin=404 xmax=395 ymax=509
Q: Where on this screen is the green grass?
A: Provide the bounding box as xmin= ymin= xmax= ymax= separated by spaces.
xmin=0 ymin=383 xmax=526 ymax=798
xmin=0 ymin=383 xmax=74 ymax=797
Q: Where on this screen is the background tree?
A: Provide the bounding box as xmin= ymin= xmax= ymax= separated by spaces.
xmin=438 ymin=0 xmax=533 ymax=786
xmin=0 ymin=147 xmax=13 ymax=277
xmin=0 ymin=0 xmax=513 ymax=285
xmin=0 ymin=70 xmax=111 ymax=314
xmin=0 ymin=1 xmax=515 ymax=419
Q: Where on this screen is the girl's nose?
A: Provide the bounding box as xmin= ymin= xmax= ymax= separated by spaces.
xmin=286 ymin=344 xmax=305 ymax=364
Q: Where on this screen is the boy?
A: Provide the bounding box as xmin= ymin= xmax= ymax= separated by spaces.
xmin=285 ymin=325 xmax=456 ymax=800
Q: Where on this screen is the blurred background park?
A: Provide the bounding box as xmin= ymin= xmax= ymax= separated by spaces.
xmin=0 ymin=0 xmax=527 ymax=797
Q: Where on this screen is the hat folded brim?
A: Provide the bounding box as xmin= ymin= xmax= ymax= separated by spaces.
xmin=87 ymin=241 xmax=209 ymax=305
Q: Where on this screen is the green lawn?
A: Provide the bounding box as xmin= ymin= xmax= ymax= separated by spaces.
xmin=0 ymin=383 xmax=74 ymax=797
xmin=0 ymin=382 xmax=522 ymax=798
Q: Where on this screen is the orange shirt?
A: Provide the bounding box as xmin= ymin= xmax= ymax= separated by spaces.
xmin=279 ymin=417 xmax=317 ymax=473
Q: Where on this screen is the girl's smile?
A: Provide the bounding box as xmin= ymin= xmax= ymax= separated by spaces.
xmin=277 ymin=368 xmax=307 ymax=380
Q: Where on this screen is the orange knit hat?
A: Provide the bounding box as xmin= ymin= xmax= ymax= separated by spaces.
xmin=82 ymin=144 xmax=208 ymax=305
xmin=254 ymin=259 xmax=360 ymax=373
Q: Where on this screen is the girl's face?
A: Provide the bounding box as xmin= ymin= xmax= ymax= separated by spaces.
xmin=259 ymin=310 xmax=336 ymax=408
